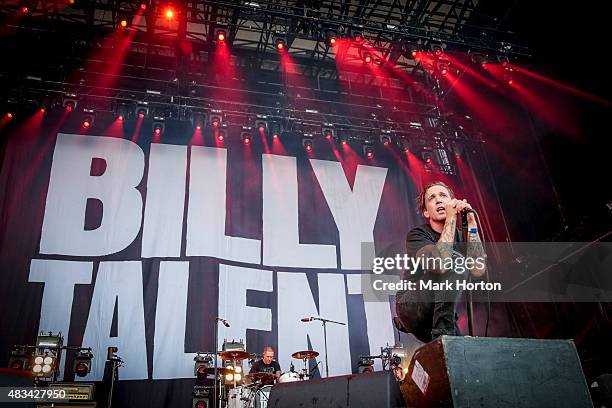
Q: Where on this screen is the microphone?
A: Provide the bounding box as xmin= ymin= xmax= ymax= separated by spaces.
xmin=301 ymin=317 xmax=314 ymax=322
xmin=216 ymin=317 xmax=230 ymax=327
xmin=461 ymin=208 xmax=475 ymax=214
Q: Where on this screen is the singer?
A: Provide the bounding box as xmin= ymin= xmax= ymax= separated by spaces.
xmin=395 ymin=181 xmax=486 ymax=343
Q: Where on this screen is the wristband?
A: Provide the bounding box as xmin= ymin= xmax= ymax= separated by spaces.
xmin=468 ymin=227 xmax=478 ymax=234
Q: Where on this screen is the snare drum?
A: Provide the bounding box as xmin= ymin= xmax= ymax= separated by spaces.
xmin=278 ymin=371 xmax=300 ymax=383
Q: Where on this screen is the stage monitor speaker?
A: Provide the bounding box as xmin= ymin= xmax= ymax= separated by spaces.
xmin=268 ymin=370 xmax=404 ymax=408
xmin=401 ymin=336 xmax=593 ymax=408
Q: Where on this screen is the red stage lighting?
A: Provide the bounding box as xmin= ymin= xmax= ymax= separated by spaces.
xmin=217 ymin=131 xmax=225 ymax=142
xmin=211 ymin=118 xmax=219 ymax=127
xmin=196 ymin=125 xmax=201 ymax=130
xmin=120 ymin=19 xmax=128 ymax=28
xmin=65 ymin=105 xmax=73 ymax=112
xmin=507 ymin=79 xmax=514 ymax=86
xmin=341 ymin=139 xmax=347 ymax=146
xmin=258 ymin=125 xmax=266 ymax=133
xmin=40 ymin=108 xmax=46 ymax=113
xmin=140 ymin=3 xmax=147 ymax=10
xmin=82 ymin=118 xmax=91 ymax=128
xmin=435 ymin=49 xmax=443 ymax=57
xmin=272 ymin=133 xmax=279 ymax=139
xmin=411 ymin=50 xmax=418 ymax=58
xmin=276 ymin=42 xmax=284 ymax=51
xmin=138 ymin=112 xmax=145 ymax=119
xmin=367 ymin=151 xmax=374 ymax=159
xmin=20 ymin=6 xmax=29 ymax=14
xmin=6 ymin=112 xmax=13 ymax=119
xmin=243 ymin=136 xmax=251 ymax=145
xmin=118 ymin=115 xmax=124 ymax=121
xmin=363 ymin=53 xmax=372 ymax=64
xmin=217 ymin=32 xmax=226 ymax=42
xmin=441 ymin=68 xmax=448 ymax=76
xmin=330 ymin=37 xmax=337 ymax=46
xmin=195 ymin=402 xmax=205 ymax=408
xmin=154 ymin=127 xmax=161 ymax=135
xmin=165 ymin=7 xmax=174 ymax=19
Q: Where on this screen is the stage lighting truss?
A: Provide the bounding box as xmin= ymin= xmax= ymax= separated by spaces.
xmin=72 ymin=349 xmax=93 ymax=378
xmin=223 ymin=361 xmax=243 ymax=386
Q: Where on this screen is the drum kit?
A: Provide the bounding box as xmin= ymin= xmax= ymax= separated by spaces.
xmin=203 ymin=341 xmax=321 ymax=408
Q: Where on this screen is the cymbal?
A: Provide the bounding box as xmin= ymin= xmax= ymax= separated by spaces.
xmin=245 ymin=372 xmax=275 ymax=382
xmin=292 ymin=350 xmax=319 ymax=360
xmin=218 ymin=350 xmax=251 ymax=360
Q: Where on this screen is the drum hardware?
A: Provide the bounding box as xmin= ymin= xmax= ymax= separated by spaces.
xmin=300 ymin=316 xmax=345 ymax=377
xmin=291 ymin=350 xmax=319 ymax=381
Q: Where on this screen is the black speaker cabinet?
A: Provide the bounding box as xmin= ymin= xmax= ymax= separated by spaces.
xmin=268 ymin=370 xmax=405 ymax=407
xmin=401 ymin=336 xmax=593 ymax=408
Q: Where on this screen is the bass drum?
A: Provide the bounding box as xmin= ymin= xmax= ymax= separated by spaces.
xmin=277 ymin=371 xmax=300 ymax=383
xmin=252 ymin=384 xmax=272 ymax=408
xmin=228 ymin=386 xmax=254 ymax=408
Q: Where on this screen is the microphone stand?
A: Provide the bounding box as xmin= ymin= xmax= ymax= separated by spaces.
xmin=311 ymin=317 xmax=345 ymax=377
xmin=213 ymin=317 xmax=226 ymax=408
xmin=461 ymin=211 xmax=474 ymax=336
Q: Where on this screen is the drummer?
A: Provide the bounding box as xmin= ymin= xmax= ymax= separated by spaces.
xmin=249 ymin=345 xmax=281 ymax=384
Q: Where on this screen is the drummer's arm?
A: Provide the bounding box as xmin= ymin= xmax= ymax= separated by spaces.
xmin=275 ymin=370 xmax=281 ymax=380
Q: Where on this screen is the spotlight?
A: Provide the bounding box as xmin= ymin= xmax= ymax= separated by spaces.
xmin=322 ymin=126 xmax=334 ymax=140
xmin=275 ymin=37 xmax=286 ymax=51
xmin=63 ymin=98 xmax=77 ymax=112
xmin=255 ymin=118 xmax=268 ymax=134
xmin=82 ymin=116 xmax=93 ymax=128
xmin=302 ymin=137 xmax=313 ymax=153
xmin=20 ymin=5 xmax=30 ymax=14
xmin=116 ymin=103 xmax=128 ymax=121
xmin=73 ymin=350 xmax=93 ymax=378
xmin=119 ymin=19 xmax=128 ymax=28
xmin=192 ymin=111 xmax=206 ymax=130
xmin=209 ymin=109 xmax=223 ymax=127
xmin=269 ymin=121 xmax=281 ymax=139
xmin=32 ymin=354 xmax=56 ymax=377
xmin=324 ymin=29 xmax=338 ymax=47
xmin=217 ymin=129 xmax=226 ymax=142
xmin=136 ymin=105 xmax=149 ymax=119
xmin=422 ymin=151 xmax=434 ymax=167
xmin=363 ymin=141 xmax=374 ymax=159
xmin=140 ymin=3 xmax=147 ymax=10
xmin=507 ymin=79 xmax=514 ymax=86
xmin=8 ymin=348 xmax=29 ymax=370
xmin=215 ymin=28 xmax=227 ymax=43
xmin=5 ymin=112 xmax=14 ymax=120
xmin=153 ymin=121 xmax=165 ymax=136
xmin=194 ymin=353 xmax=212 ymax=380
xmin=431 ymin=43 xmax=445 ymax=56
xmin=351 ymin=28 xmax=364 ymax=42
xmin=241 ymin=131 xmax=252 ymax=145
xmin=363 ymin=53 xmax=372 ymax=64
xmin=380 ymin=133 xmax=392 ymax=146
xmin=165 ymin=6 xmax=175 ymax=19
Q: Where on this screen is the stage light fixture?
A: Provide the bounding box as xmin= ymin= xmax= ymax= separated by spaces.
xmin=241 ymin=131 xmax=252 ymax=145
xmin=164 ymin=6 xmax=175 ymax=19
xmin=116 ymin=103 xmax=128 ymax=121
xmin=19 ymin=5 xmax=30 ymax=14
xmin=268 ymin=121 xmax=281 ymax=139
xmin=72 ymin=350 xmax=93 ymax=377
xmin=136 ymin=105 xmax=149 ymax=119
xmin=209 ymin=110 xmax=223 ymax=127
xmin=192 ymin=111 xmax=206 ymax=130
xmin=8 ymin=348 xmax=29 ymax=370
xmin=81 ymin=116 xmax=93 ymax=128
xmin=140 ymin=3 xmax=147 ymax=10
xmin=153 ymin=121 xmax=165 ymax=136
xmin=32 ymin=354 xmax=56 ymax=377
xmin=302 ymin=137 xmax=313 ymax=153
xmin=194 ymin=353 xmax=212 ymax=380
xmin=363 ymin=141 xmax=375 ymax=159
xmin=63 ymin=98 xmax=77 ymax=112
xmin=363 ymin=52 xmax=372 ymax=64
xmin=119 ymin=17 xmax=129 ymax=29
xmin=5 ymin=112 xmax=14 ymax=120
xmin=380 ymin=133 xmax=392 ymax=147
xmin=275 ymin=37 xmax=286 ymax=51
xmin=431 ymin=43 xmax=445 ymax=57
xmin=214 ymin=28 xmax=227 ymax=43
xmin=351 ymin=28 xmax=364 ymax=42
xmin=217 ymin=129 xmax=226 ymax=142
xmin=255 ymin=118 xmax=268 ymax=134
xmin=324 ymin=29 xmax=338 ymax=46
xmin=322 ymin=126 xmax=334 ymax=140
